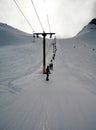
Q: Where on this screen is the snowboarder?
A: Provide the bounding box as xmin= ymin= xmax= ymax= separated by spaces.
xmin=46 ymin=65 xmax=50 ymax=81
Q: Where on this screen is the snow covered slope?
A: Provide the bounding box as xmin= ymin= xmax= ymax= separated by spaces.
xmin=76 ymin=18 xmax=96 ymax=48
xmin=0 ymin=20 xmax=96 ymax=130
xmin=0 ymin=23 xmax=32 ymax=45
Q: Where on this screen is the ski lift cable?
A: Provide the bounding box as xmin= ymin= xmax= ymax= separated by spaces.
xmin=43 ymin=0 xmax=51 ymax=33
xmin=13 ymin=0 xmax=35 ymax=32
xmin=46 ymin=14 xmax=51 ymax=33
xmin=30 ymin=0 xmax=44 ymax=32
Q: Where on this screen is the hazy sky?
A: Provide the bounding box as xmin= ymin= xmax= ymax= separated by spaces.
xmin=0 ymin=0 xmax=96 ymax=38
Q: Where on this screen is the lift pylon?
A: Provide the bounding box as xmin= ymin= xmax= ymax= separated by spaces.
xmin=34 ymin=32 xmax=55 ymax=74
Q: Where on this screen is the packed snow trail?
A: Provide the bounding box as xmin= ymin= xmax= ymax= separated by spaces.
xmin=0 ymin=40 xmax=96 ymax=130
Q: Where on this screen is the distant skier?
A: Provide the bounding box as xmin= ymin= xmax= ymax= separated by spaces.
xmin=52 ymin=56 xmax=54 ymax=60
xmin=52 ymin=54 xmax=55 ymax=60
xmin=49 ymin=62 xmax=53 ymax=70
xmin=92 ymin=48 xmax=95 ymax=51
xmin=50 ymin=59 xmax=53 ymax=62
xmin=46 ymin=65 xmax=50 ymax=81
xmin=73 ymin=45 xmax=76 ymax=48
xmin=53 ymin=53 xmax=55 ymax=58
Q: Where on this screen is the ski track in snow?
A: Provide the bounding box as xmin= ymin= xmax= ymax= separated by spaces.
xmin=0 ymin=39 xmax=96 ymax=130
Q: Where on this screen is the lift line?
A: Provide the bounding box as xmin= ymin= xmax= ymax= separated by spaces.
xmin=34 ymin=32 xmax=55 ymax=74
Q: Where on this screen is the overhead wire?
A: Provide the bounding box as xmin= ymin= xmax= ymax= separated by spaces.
xmin=46 ymin=13 xmax=51 ymax=33
xmin=13 ymin=0 xmax=35 ymax=32
xmin=30 ymin=0 xmax=44 ymax=32
xmin=43 ymin=0 xmax=51 ymax=33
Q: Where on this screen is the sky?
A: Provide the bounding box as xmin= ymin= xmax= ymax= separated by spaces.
xmin=0 ymin=0 xmax=96 ymax=38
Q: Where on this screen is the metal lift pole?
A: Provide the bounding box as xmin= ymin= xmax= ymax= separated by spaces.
xmin=34 ymin=32 xmax=55 ymax=74
xmin=42 ymin=32 xmax=47 ymax=73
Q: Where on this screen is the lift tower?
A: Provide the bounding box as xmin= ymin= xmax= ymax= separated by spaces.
xmin=34 ymin=32 xmax=55 ymax=74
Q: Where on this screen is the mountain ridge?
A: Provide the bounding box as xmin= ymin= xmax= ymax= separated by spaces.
xmin=77 ymin=18 xmax=96 ymax=36
xmin=0 ymin=23 xmax=33 ymax=45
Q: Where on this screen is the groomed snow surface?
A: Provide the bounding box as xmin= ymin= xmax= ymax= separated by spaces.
xmin=0 ymin=26 xmax=96 ymax=129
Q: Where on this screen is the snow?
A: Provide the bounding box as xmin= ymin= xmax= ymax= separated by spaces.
xmin=0 ymin=23 xmax=96 ymax=130
xmin=0 ymin=23 xmax=32 ymax=45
